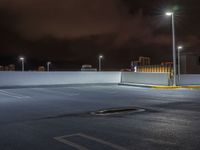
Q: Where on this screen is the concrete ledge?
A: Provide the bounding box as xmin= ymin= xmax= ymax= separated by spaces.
xmin=121 ymin=72 xmax=170 ymax=86
xmin=0 ymin=83 xmax=118 ymax=89
xmin=0 ymin=71 xmax=121 ymax=87
xmin=119 ymin=83 xmax=153 ymax=88
xmin=179 ymin=74 xmax=200 ymax=85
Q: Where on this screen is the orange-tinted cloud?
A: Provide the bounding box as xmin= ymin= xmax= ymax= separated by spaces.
xmin=0 ymin=0 xmax=200 ymax=49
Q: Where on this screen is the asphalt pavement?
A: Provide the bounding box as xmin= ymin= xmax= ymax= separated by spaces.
xmin=0 ymin=84 xmax=200 ymax=150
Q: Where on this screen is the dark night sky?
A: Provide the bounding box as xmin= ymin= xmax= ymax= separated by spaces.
xmin=0 ymin=0 xmax=200 ymax=70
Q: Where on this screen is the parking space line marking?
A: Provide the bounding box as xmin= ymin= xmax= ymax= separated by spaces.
xmin=54 ymin=136 xmax=89 ymax=150
xmin=78 ymin=133 xmax=128 ymax=150
xmin=0 ymin=92 xmax=24 ymax=99
xmin=143 ymin=138 xmax=176 ymax=145
xmin=0 ymin=90 xmax=31 ymax=99
xmin=54 ymin=133 xmax=128 ymax=150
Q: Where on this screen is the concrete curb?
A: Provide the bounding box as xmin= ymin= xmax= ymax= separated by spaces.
xmin=119 ymin=83 xmax=200 ymax=89
xmin=152 ymin=86 xmax=182 ymax=89
xmin=182 ymin=86 xmax=200 ymax=88
xmin=152 ymin=85 xmax=200 ymax=89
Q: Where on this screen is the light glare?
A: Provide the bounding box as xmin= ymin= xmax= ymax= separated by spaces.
xmin=20 ymin=57 xmax=24 ymax=61
xmin=166 ymin=12 xmax=173 ymax=16
xmin=178 ymin=46 xmax=183 ymax=49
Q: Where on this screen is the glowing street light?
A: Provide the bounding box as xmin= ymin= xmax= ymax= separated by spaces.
xmin=98 ymin=55 xmax=103 ymax=71
xmin=165 ymin=11 xmax=177 ymax=86
xmin=19 ymin=57 xmax=25 ymax=71
xmin=178 ymin=46 xmax=183 ymax=49
xmin=177 ymin=46 xmax=183 ymax=81
xmin=47 ymin=61 xmax=51 ymax=72
xmin=166 ymin=12 xmax=173 ymax=16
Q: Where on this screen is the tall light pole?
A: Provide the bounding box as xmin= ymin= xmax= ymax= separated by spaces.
xmin=166 ymin=11 xmax=177 ymax=86
xmin=98 ymin=55 xmax=103 ymax=71
xmin=177 ymin=46 xmax=183 ymax=81
xmin=19 ymin=57 xmax=25 ymax=71
xmin=47 ymin=61 xmax=51 ymax=72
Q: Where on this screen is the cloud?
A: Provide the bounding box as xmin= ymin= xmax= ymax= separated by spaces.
xmin=0 ymin=0 xmax=199 ymax=48
xmin=0 ymin=0 xmax=124 ymax=38
xmin=183 ymin=35 xmax=200 ymax=47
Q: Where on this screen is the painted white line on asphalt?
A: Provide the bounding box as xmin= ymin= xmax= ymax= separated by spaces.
xmin=78 ymin=133 xmax=128 ymax=150
xmin=143 ymin=138 xmax=176 ymax=145
xmin=0 ymin=90 xmax=31 ymax=99
xmin=54 ymin=133 xmax=128 ymax=150
xmin=0 ymin=92 xmax=22 ymax=99
xmin=54 ymin=136 xmax=89 ymax=150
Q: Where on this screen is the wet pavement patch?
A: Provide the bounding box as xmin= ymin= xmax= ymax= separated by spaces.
xmin=91 ymin=107 xmax=146 ymax=116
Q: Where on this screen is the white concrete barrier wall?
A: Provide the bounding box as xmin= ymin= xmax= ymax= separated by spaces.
xmin=179 ymin=74 xmax=200 ymax=85
xmin=0 ymin=72 xmax=121 ymax=87
xmin=121 ymin=72 xmax=170 ymax=85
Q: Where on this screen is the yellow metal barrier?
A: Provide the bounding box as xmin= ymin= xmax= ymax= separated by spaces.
xmin=137 ymin=65 xmax=173 ymax=74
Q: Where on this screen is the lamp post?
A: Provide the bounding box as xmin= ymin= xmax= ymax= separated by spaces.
xmin=47 ymin=61 xmax=51 ymax=72
xmin=177 ymin=46 xmax=183 ymax=81
xmin=166 ymin=11 xmax=177 ymax=86
xmin=98 ymin=55 xmax=103 ymax=71
xmin=19 ymin=57 xmax=25 ymax=71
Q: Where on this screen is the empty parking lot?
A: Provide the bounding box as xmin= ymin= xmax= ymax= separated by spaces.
xmin=0 ymin=84 xmax=200 ymax=150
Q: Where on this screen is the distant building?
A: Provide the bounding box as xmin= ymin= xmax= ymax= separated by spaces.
xmin=8 ymin=64 xmax=15 ymax=71
xmin=139 ymin=56 xmax=151 ymax=66
xmin=134 ymin=56 xmax=151 ymax=66
xmin=38 ymin=66 xmax=45 ymax=71
xmin=3 ymin=64 xmax=15 ymax=71
xmin=4 ymin=66 xmax=9 ymax=71
xmin=0 ymin=65 xmax=3 ymax=71
xmin=81 ymin=64 xmax=97 ymax=71
xmin=181 ymin=51 xmax=200 ymax=74
xmin=130 ymin=56 xmax=173 ymax=74
xmin=161 ymin=62 xmax=173 ymax=65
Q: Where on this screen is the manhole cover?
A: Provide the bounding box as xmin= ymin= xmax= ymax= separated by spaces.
xmin=91 ymin=107 xmax=146 ymax=116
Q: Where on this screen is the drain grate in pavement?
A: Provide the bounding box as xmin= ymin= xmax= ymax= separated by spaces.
xmin=91 ymin=107 xmax=146 ymax=116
